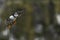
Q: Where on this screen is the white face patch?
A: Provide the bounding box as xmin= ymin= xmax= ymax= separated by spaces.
xmin=9 ymin=15 xmax=15 ymax=20
xmin=56 ymin=14 xmax=60 ymax=24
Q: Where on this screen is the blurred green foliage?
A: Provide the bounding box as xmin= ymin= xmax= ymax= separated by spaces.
xmin=1 ymin=0 xmax=60 ymax=40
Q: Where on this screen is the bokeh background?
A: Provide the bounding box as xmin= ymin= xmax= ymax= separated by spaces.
xmin=0 ymin=0 xmax=60 ymax=40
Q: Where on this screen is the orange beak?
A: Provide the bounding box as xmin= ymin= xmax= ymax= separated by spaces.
xmin=13 ymin=18 xmax=16 ymax=25
xmin=7 ymin=18 xmax=16 ymax=29
xmin=13 ymin=21 xmax=16 ymax=25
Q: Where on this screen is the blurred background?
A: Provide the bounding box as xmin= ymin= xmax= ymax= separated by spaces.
xmin=0 ymin=0 xmax=60 ymax=40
